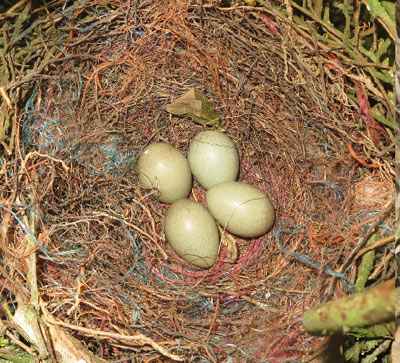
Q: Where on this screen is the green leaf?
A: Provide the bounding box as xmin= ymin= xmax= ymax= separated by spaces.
xmin=376 ymin=38 xmax=392 ymax=59
xmin=370 ymin=107 xmax=396 ymax=129
xmin=345 ymin=341 xmax=362 ymax=362
xmin=361 ymin=340 xmax=392 ymax=363
xmin=381 ymin=1 xmax=395 ymax=22
xmin=11 ymin=2 xmax=31 ymax=45
xmin=0 ymin=338 xmax=8 ymax=348
xmin=355 ymin=234 xmax=377 ymax=293
xmin=323 ymin=6 xmax=331 ymax=24
xmin=293 ymin=15 xmax=307 ymax=27
xmin=363 ymin=0 xmax=396 ymax=39
xmin=334 ymin=1 xmax=354 ymax=17
xmin=345 ymin=339 xmax=386 ymax=363
xmin=0 ymin=350 xmax=35 ymax=363
xmin=348 ymin=322 xmax=396 ymax=339
xmin=369 ymin=68 xmax=393 ymax=84
xmin=165 ymin=88 xmax=220 ymax=126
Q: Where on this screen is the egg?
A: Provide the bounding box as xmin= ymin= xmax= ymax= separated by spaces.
xmin=206 ymin=181 xmax=275 ymax=238
xmin=188 ymin=130 xmax=239 ymax=189
xmin=164 ymin=199 xmax=220 ymax=268
xmin=136 ymin=143 xmax=192 ymax=203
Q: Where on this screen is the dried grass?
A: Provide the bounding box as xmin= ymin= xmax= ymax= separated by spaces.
xmin=0 ymin=1 xmax=395 ymax=361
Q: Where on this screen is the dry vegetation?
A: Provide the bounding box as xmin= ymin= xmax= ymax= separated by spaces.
xmin=0 ymin=0 xmax=395 ymax=362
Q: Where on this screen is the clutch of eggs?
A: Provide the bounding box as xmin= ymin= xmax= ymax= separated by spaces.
xmin=137 ymin=136 xmax=275 ymax=269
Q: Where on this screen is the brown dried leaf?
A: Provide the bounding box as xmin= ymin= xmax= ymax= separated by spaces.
xmin=220 ymin=230 xmax=238 ymax=264
xmin=165 ymin=88 xmax=220 ymax=126
xmin=48 ymin=324 xmax=107 ymax=363
xmin=12 ymin=301 xmax=48 ymax=359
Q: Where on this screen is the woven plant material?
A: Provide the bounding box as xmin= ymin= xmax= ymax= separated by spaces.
xmin=0 ymin=1 xmax=395 ymax=361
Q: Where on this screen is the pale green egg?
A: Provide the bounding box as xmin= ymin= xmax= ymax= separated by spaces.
xmin=164 ymin=199 xmax=220 ymax=268
xmin=206 ymin=181 xmax=275 ymax=238
xmin=188 ymin=131 xmax=239 ymax=189
xmin=136 ymin=143 xmax=192 ymax=203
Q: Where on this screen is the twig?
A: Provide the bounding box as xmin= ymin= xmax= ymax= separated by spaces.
xmin=369 ymin=251 xmax=394 ymax=280
xmin=326 ymin=198 xmax=395 ymax=296
xmin=42 ymin=308 xmax=184 ymax=361
xmin=355 ymin=235 xmax=395 ymax=260
xmin=341 ymin=198 xmax=394 ymax=275
xmin=5 ymin=330 xmax=36 ymax=356
xmin=22 ymin=151 xmax=70 ymax=172
xmin=0 ymin=87 xmax=12 ymax=109
xmin=347 ymin=143 xmax=381 ymax=168
xmin=275 ymin=235 xmax=353 ymax=289
xmin=93 ymin=211 xmax=168 ymax=260
xmin=4 ymin=55 xmax=97 ymax=92
xmin=0 ymin=0 xmax=29 ymax=20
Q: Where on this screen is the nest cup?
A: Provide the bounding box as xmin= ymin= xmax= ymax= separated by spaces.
xmin=2 ymin=1 xmax=394 ymax=362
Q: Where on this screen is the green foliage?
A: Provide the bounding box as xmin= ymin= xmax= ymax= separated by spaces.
xmin=344 ymin=322 xmax=394 ymax=362
xmin=348 ymin=322 xmax=395 ymax=339
xmin=302 ymin=233 xmax=395 ymax=361
xmin=282 ymin=0 xmax=395 ymax=129
xmin=345 ymin=339 xmax=392 ymax=363
xmin=0 ymin=339 xmax=35 ymax=363
xmin=354 ymin=234 xmax=377 ymax=293
xmin=363 ymin=0 xmax=395 ymax=39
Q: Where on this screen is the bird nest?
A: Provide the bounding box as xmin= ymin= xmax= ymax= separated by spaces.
xmin=0 ymin=1 xmax=395 ymax=362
